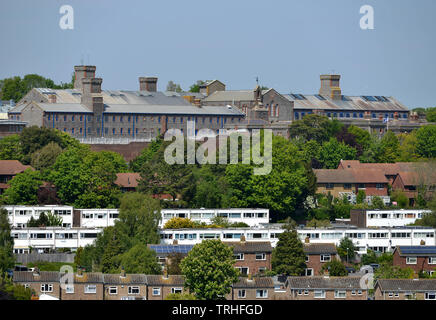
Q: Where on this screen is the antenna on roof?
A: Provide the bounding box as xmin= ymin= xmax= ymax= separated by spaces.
xmin=255 ymin=76 xmax=259 ymax=85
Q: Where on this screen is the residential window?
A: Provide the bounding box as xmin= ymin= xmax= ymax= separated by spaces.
xmin=152 ymin=288 xmax=161 ymax=296
xmin=406 ymin=257 xmax=417 ymax=264
xmin=320 ymin=254 xmax=331 ymax=262
xmin=429 ymin=257 xmax=436 ymax=264
xmin=297 ymin=290 xmax=303 ymax=295
xmin=425 ymin=292 xmax=436 ymax=300
xmin=237 ymin=267 xmax=249 ymax=275
xmin=80 ymin=115 xmax=83 ymax=121
xmin=314 ymin=290 xmax=326 ymax=298
xmin=120 ymin=116 xmax=123 ymax=122
xmin=238 ymin=290 xmax=246 ymax=299
xmin=41 ymin=284 xmax=53 ymax=293
xmin=108 ymin=287 xmax=118 ymax=295
xmin=255 ymin=253 xmax=266 ymax=260
xmin=357 ymin=290 xmax=362 ymax=295
xmin=305 ymin=268 xmax=313 ymax=276
xmin=65 ymin=285 xmax=74 ymax=294
xmin=84 ymin=285 xmax=97 ymax=294
xmin=256 ymin=289 xmax=268 ymax=298
xmin=234 ymin=253 xmax=244 ymax=261
xmin=335 ymin=290 xmax=346 ymax=298
xmin=358 ymin=184 xmax=366 ymax=189
xmin=376 ymin=183 xmax=384 ymax=190
xmin=171 ymin=288 xmax=182 ymax=294
xmin=351 ymin=290 xmax=356 ymax=295
xmin=344 ymin=183 xmax=352 ymax=189
xmin=128 ymin=286 xmax=140 ymax=295
xmin=326 ymin=183 xmax=334 ymax=190
xmin=72 ymin=115 xmax=75 ymax=122
xmin=305 ymin=255 xmax=309 ymax=262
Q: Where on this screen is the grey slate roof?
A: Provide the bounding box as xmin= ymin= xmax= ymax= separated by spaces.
xmin=233 ymin=277 xmax=274 ymax=288
xmin=13 ymin=271 xmax=60 ymax=283
xmin=105 ymin=104 xmax=244 ymax=116
xmin=303 ymin=243 xmax=337 ymax=255
xmin=225 ymin=241 xmax=273 ymax=253
xmin=146 ymin=275 xmax=185 ymax=286
xmin=203 ymin=90 xmax=269 ymax=102
xmin=103 ymin=274 xmax=147 ymax=285
xmin=287 ymin=277 xmax=363 ymax=290
xmin=376 ymin=279 xmax=436 ymax=292
xmin=72 ymin=272 xmax=104 ymax=283
xmin=285 ymin=94 xmax=409 ymax=112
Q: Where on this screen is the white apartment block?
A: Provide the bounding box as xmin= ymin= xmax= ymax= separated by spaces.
xmin=2 ymin=206 xmax=270 ymax=229
xmin=365 ymin=210 xmax=432 ymax=228
xmin=11 ymin=228 xmax=101 ymax=254
xmin=160 ymin=226 xmax=436 ymax=255
xmin=159 ymin=208 xmax=270 ymax=227
xmin=4 ymin=205 xmax=74 ymax=228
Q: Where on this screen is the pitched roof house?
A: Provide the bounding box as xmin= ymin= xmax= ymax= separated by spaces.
xmin=374 ymin=279 xmax=436 ymax=300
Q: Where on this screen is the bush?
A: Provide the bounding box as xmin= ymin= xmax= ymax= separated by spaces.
xmin=320 ymin=260 xmax=347 ymax=276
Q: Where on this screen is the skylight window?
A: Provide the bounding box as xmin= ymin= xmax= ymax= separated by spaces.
xmin=290 ymin=94 xmax=306 ymax=100
xmin=315 ymin=94 xmax=326 ymax=101
xmin=362 ymin=96 xmax=378 ymax=102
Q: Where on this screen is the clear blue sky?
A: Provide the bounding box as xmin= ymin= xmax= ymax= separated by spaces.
xmin=1 ymin=0 xmax=435 ymax=109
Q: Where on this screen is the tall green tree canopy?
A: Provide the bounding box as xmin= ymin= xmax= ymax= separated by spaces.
xmin=271 ymin=228 xmax=306 ymax=276
xmin=180 ymin=240 xmax=239 ymax=300
xmin=0 ymin=209 xmax=15 ymax=274
xmin=416 ymin=125 xmax=436 ymax=158
xmin=2 ymin=169 xmax=42 ymax=205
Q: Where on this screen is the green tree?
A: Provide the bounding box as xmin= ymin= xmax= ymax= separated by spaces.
xmin=30 ymin=142 xmax=63 ymax=172
xmin=425 ymin=107 xmax=436 ymax=122
xmin=318 ymin=137 xmax=357 ymax=169
xmin=180 ymin=240 xmax=239 ymax=300
xmin=374 ymin=263 xmax=414 ymax=280
xmin=189 ymin=80 xmax=206 ymax=93
xmin=337 ymin=237 xmax=356 ymax=262
xmin=396 ymin=131 xmax=419 ymax=162
xmin=416 ymin=125 xmax=436 ymax=158
xmin=119 ymin=243 xmax=161 ymax=274
xmin=166 ymin=252 xmax=185 ymax=275
xmin=115 ymin=193 xmax=162 ymax=250
xmin=371 ymin=196 xmax=385 ymax=209
xmin=2 ymin=169 xmax=42 ymax=205
xmin=271 ymin=229 xmax=306 ymax=276
xmin=347 ymin=125 xmax=371 ymax=151
xmin=391 ymin=189 xmax=409 ymax=208
xmin=289 ymin=114 xmax=343 ymax=142
xmin=356 ymin=190 xmax=366 ymax=204
xmin=379 ymin=131 xmax=400 ymax=162
xmin=165 ymin=292 xmax=197 ymax=300
xmin=320 ymin=260 xmax=347 ymax=276
xmin=361 ymin=249 xmax=378 ymax=265
xmin=164 ymin=217 xmax=195 ymax=229
xmin=0 ymin=209 xmax=15 ymax=274
xmin=0 ymin=135 xmax=23 ymax=161
xmin=225 ymin=135 xmax=312 ymax=221
xmin=129 ymin=138 xmax=163 ymax=172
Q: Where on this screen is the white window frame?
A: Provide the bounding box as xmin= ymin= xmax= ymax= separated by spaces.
xmin=304 ymin=290 xmax=309 ymax=295
xmin=234 ymin=253 xmax=244 ymax=261
xmin=108 ymin=286 xmax=118 ymax=295
xmin=305 ymin=268 xmax=313 ymax=276
xmin=255 ymin=253 xmax=266 ymax=261
xmin=425 ymin=292 xmax=436 ymax=300
xmin=237 ymin=289 xmax=246 ymax=299
xmin=314 ymin=290 xmax=326 ymax=299
xmin=84 ymin=284 xmax=97 ymax=294
xmin=128 ymin=286 xmax=140 ymax=295
xmin=256 ymin=289 xmax=268 ymax=299
xmin=320 ymin=254 xmax=331 ymax=262
xmin=171 ymin=287 xmax=183 ymax=294
xmin=40 ymin=283 xmax=53 ymax=293
xmin=237 ymin=267 xmax=249 ymax=275
xmin=65 ymin=284 xmax=74 ymax=294
xmin=406 ymin=257 xmax=417 ymax=265
xmin=334 ymin=290 xmax=346 ymax=299
xmin=429 ymin=257 xmax=436 ymax=264
xmin=152 ymin=288 xmax=161 ymax=296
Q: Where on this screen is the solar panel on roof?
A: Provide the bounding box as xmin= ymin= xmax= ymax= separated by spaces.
xmin=362 ymin=96 xmax=377 ymax=102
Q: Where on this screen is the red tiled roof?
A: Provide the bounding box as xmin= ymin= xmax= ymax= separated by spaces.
xmin=114 ymin=173 xmax=141 ymax=188
xmin=0 ymin=160 xmax=33 ymax=175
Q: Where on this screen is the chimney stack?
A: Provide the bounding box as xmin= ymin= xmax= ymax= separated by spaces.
xmin=193 ymin=98 xmax=202 ymax=107
xmin=121 ymin=267 xmax=126 ymax=278
xmin=319 ymin=75 xmax=341 ymax=100
xmin=74 ymin=65 xmax=96 ymax=90
xmin=139 ymin=77 xmax=158 ymax=92
xmin=48 ymin=94 xmax=57 ymax=103
xmin=81 ymin=78 xmax=103 ymax=113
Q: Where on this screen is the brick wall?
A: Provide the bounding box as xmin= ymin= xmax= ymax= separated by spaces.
xmin=233 ymin=252 xmax=272 ymax=275
xmin=289 ymin=289 xmax=367 ymax=300
xmin=392 ymin=250 xmax=436 ymax=273
xmin=61 ymin=283 xmax=104 ymax=300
